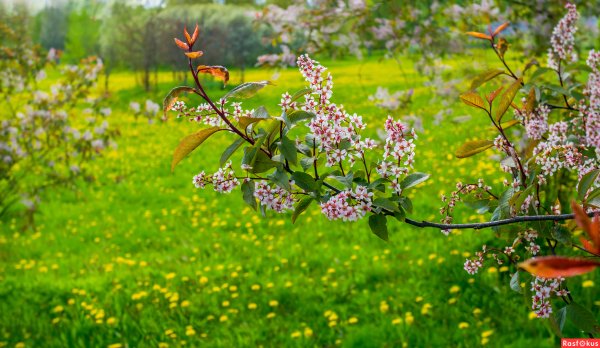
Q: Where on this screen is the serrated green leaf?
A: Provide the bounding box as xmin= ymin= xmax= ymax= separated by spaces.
xmin=459 ymin=91 xmax=486 ymax=110
xmin=268 ymin=168 xmax=290 ymax=190
xmin=171 ymin=127 xmax=221 ymax=172
xmin=400 ymin=173 xmax=430 ymax=190
xmin=163 ymin=86 xmax=195 ymax=119
xmin=220 ymin=138 xmax=245 ymax=167
xmin=224 ymin=81 xmax=272 ymax=99
xmin=241 ymin=181 xmax=256 ymax=210
xmin=510 ymin=271 xmax=521 ymax=293
xmin=496 ymin=78 xmax=522 ymax=122
xmin=292 ymin=197 xmax=313 ymax=223
xmin=291 ymin=171 xmax=316 ymax=192
xmin=291 ymin=88 xmax=312 ymax=102
xmin=455 ymin=140 xmax=494 ymax=158
xmin=579 ymin=169 xmax=600 ymax=201
xmin=567 ymin=302 xmax=600 ymax=334
xmin=287 ymin=110 xmax=315 ymax=125
xmin=368 ymin=214 xmax=388 ymax=241
xmin=373 ymin=197 xmax=399 ymax=213
xmin=279 ymin=136 xmax=297 ymax=165
xmin=470 ymin=69 xmax=505 ymax=90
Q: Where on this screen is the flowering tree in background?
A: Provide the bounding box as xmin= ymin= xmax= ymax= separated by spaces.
xmin=166 ymin=3 xmax=600 ymax=337
xmin=0 ymin=15 xmax=117 ymax=222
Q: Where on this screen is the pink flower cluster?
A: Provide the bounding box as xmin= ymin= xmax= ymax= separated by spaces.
xmin=548 ymin=3 xmax=579 ymax=69
xmin=533 ymin=122 xmax=582 ymax=184
xmin=297 ymin=55 xmax=374 ymax=168
xmin=582 ymin=50 xmax=600 ymax=152
xmin=520 ymin=104 xmax=550 ymax=140
xmin=320 ymin=186 xmax=373 ymax=222
xmin=192 ymin=162 xmax=239 ymax=194
xmin=440 ymin=179 xmax=492 ymax=235
xmin=254 ymin=181 xmax=295 ymax=213
xmin=379 ymin=116 xmax=417 ymax=193
xmin=530 ymin=277 xmax=567 ymax=318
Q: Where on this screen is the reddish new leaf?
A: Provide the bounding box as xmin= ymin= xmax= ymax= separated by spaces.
xmin=572 ymin=201 xmax=600 ymax=252
xmin=492 ymin=22 xmax=510 ymax=37
xmin=519 ymin=256 xmax=600 ymax=278
xmin=197 ymin=65 xmax=229 ymax=86
xmin=174 ymin=38 xmax=189 ymax=50
xmin=487 ymin=85 xmax=504 ymax=103
xmin=466 ymin=31 xmax=492 ymax=40
xmin=185 ymin=51 xmax=203 ymax=59
xmin=184 ymin=27 xmax=192 ymax=45
xmin=191 ymin=24 xmax=199 ymax=45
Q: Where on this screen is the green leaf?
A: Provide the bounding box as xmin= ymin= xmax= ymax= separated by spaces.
xmin=251 ymin=151 xmax=277 ymax=174
xmin=398 ymin=197 xmax=413 ymax=214
xmin=241 ymin=181 xmax=257 ymax=210
xmin=292 ymin=198 xmax=313 ymax=223
xmin=579 ymin=169 xmax=600 ymax=201
xmin=529 ymin=67 xmax=553 ymax=81
xmin=499 ymin=119 xmax=520 ymax=130
xmin=566 ymin=302 xmax=600 ymax=334
xmin=400 ymin=173 xmax=430 ymax=190
xmin=470 ymin=69 xmax=505 ymax=90
xmin=220 ymin=138 xmax=245 ymax=167
xmin=509 ymin=272 xmax=521 ymax=293
xmin=287 ymin=110 xmax=315 ymax=125
xmin=267 ymin=168 xmax=290 ymax=190
xmin=224 ymin=81 xmax=273 ymax=99
xmin=279 ymin=136 xmax=298 ymax=165
xmin=171 ymin=127 xmax=221 ymax=172
xmin=552 ymin=225 xmax=572 ymax=246
xmin=463 ymin=199 xmax=492 ymax=214
xmin=252 ymin=106 xmax=270 ymax=119
xmin=163 ymin=86 xmax=195 ymax=119
xmin=455 ymin=140 xmax=494 ymax=158
xmin=459 ymin=91 xmax=486 ymax=110
xmin=332 ymin=173 xmax=354 ymax=189
xmin=291 ymin=172 xmax=316 ymax=192
xmin=495 ymin=78 xmax=522 ymax=122
xmin=372 ymin=197 xmax=399 ymax=213
xmin=554 ymin=306 xmax=568 ymax=336
xmin=291 ymin=88 xmax=312 ymax=102
xmin=368 ymin=214 xmax=388 ymax=241
xmin=393 ymin=209 xmax=406 ymax=222
xmin=510 ymin=185 xmax=534 ymax=212
xmin=545 ymin=84 xmax=571 ymax=96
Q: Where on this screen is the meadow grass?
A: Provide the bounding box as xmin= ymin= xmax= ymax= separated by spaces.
xmin=0 ymin=52 xmax=597 ymax=347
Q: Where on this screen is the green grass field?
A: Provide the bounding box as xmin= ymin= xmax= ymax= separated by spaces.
xmin=1 ymin=52 xmax=597 ymax=347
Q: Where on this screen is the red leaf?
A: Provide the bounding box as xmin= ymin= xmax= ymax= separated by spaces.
xmin=572 ymin=201 xmax=600 ymax=252
xmin=519 ymin=256 xmax=600 ymax=278
xmin=184 ymin=26 xmax=192 ymax=45
xmin=191 ymin=24 xmax=199 ymax=45
xmin=492 ymin=22 xmax=510 ymax=37
xmin=197 ymin=65 xmax=229 ymax=86
xmin=184 ymin=51 xmax=203 ymax=59
xmin=466 ymin=31 xmax=492 ymax=40
xmin=174 ymin=38 xmax=189 ymax=50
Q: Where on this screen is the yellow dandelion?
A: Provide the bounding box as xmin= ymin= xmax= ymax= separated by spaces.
xmin=291 ymin=331 xmax=302 ymax=339
xmin=473 ymin=308 xmax=481 ymax=316
xmin=380 ymin=301 xmax=389 ymax=313
xmin=405 ymin=312 xmax=414 ymax=325
xmin=107 ymin=344 xmax=122 ymax=348
xmin=165 ymin=272 xmax=176 ymax=280
xmin=348 ymin=317 xmax=358 ymax=325
xmin=481 ymin=330 xmax=494 ymax=338
xmin=267 ymin=312 xmax=276 ymax=319
xmin=481 ymin=337 xmax=490 ymax=345
xmin=251 ymin=284 xmax=261 ymax=291
xmin=528 ymin=311 xmax=538 ymax=320
xmin=304 ymin=327 xmax=313 ymax=337
xmin=53 ymin=305 xmax=64 ymax=313
xmin=269 ymin=300 xmax=279 ymax=307
xmin=199 ymin=276 xmax=208 ymax=284
xmin=248 ymin=303 xmax=257 ymax=310
xmin=458 ymin=322 xmax=469 ymax=329
xmin=391 ymin=318 xmax=402 ymax=325
xmin=106 ymin=317 xmax=117 ymax=325
xmin=181 ymin=300 xmax=190 ymax=308
xmin=415 ymin=296 xmax=423 ymax=303
xmin=421 ymin=303 xmax=432 ymax=316
xmin=222 ymin=301 xmax=230 ymax=307
xmin=449 ymin=285 xmax=460 ymax=294
xmin=583 ymin=280 xmax=595 ymax=288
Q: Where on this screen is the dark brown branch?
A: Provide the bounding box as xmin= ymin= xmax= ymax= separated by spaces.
xmin=403 ymin=212 xmax=596 ymax=230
